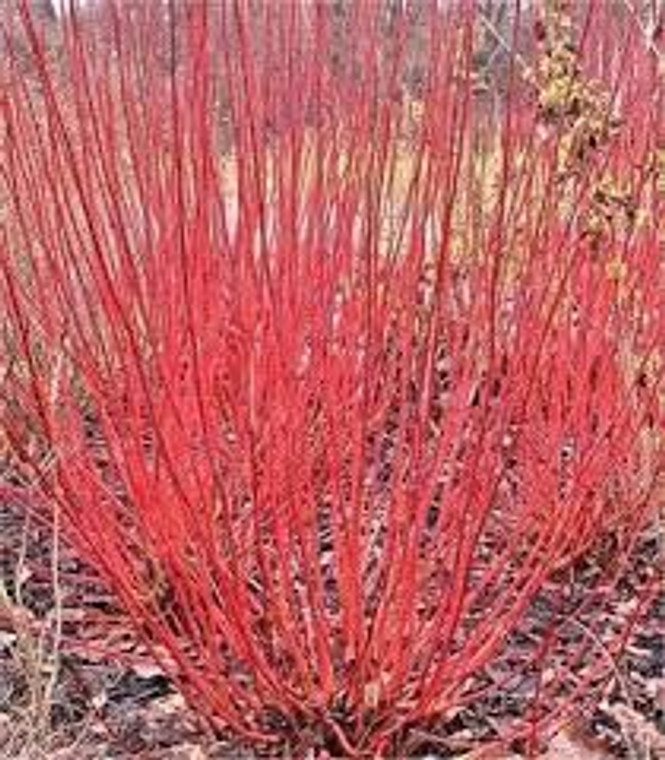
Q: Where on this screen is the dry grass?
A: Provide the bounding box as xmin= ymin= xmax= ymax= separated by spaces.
xmin=0 ymin=508 xmax=71 ymax=760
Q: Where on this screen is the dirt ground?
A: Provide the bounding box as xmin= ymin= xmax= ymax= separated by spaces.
xmin=1 ymin=494 xmax=662 ymax=759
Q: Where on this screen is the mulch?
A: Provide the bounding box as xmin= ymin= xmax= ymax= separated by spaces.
xmin=1 ymin=492 xmax=662 ymax=759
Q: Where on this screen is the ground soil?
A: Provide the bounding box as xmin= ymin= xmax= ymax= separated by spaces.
xmin=1 ymin=494 xmax=662 ymax=759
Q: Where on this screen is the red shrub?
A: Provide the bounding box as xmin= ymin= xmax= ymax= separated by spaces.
xmin=1 ymin=1 xmax=662 ymax=754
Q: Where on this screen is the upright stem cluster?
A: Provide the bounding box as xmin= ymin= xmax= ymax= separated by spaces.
xmin=1 ymin=1 xmax=662 ymax=754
